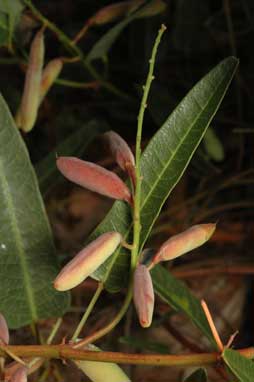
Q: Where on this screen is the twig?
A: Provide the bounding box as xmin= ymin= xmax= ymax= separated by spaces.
xmin=0 ymin=345 xmax=253 ymax=366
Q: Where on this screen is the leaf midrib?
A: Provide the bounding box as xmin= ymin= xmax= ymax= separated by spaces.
xmin=0 ymin=160 xmax=37 ymax=321
xmin=139 ymin=72 xmax=225 ymax=247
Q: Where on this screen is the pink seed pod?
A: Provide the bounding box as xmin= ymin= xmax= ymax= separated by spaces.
xmin=39 ymin=58 xmax=63 ymax=103
xmin=152 ymin=223 xmax=216 ymax=266
xmin=0 ymin=313 xmax=9 ymax=344
xmin=54 ymin=232 xmax=122 ymax=291
xmin=133 ymin=264 xmax=154 ymax=328
xmin=9 ymin=366 xmax=27 ymax=382
xmin=104 ymin=131 xmax=136 ymax=185
xmin=130 ymin=0 xmax=167 ymax=18
xmin=91 ymin=2 xmax=131 ymax=25
xmin=56 ymin=157 xmax=132 ymax=204
xmin=19 ymin=29 xmax=45 ymax=132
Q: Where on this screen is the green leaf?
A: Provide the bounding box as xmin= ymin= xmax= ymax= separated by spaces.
xmin=35 ymin=120 xmax=107 ymax=195
xmin=0 ymin=94 xmax=69 ymax=328
xmin=203 ymin=127 xmax=225 ymax=162
xmin=87 ymin=1 xmax=160 ymax=62
xmin=90 ymin=57 xmax=238 ymax=292
xmin=119 ymin=335 xmax=170 ymax=354
xmin=183 ymin=368 xmax=208 ymax=382
xmin=151 ymin=266 xmax=214 ymax=345
xmin=222 ymin=349 xmax=254 ymax=382
xmin=0 ymin=0 xmax=24 ymax=46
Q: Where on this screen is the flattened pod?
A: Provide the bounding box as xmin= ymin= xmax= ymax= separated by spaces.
xmin=153 ymin=223 xmax=216 ymax=265
xmin=54 ymin=232 xmax=122 ymax=291
xmin=74 ymin=344 xmax=131 ymax=382
xmin=39 ymin=58 xmax=63 ymax=103
xmin=133 ymin=264 xmax=154 ymax=328
xmin=19 ymin=29 xmax=45 ymax=132
xmin=56 ymin=157 xmax=132 ymax=204
xmin=0 ymin=313 xmax=9 ymax=344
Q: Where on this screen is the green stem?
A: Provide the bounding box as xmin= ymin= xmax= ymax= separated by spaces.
xmin=46 ymin=318 xmax=63 ymax=345
xmin=71 ymin=283 xmax=104 ymax=342
xmin=55 ymin=78 xmax=99 ymax=89
xmin=132 ymin=24 xmax=167 ymax=269
xmin=23 ymin=0 xmax=131 ymax=100
xmin=0 ymin=345 xmax=254 ymax=367
xmin=73 ymin=25 xmax=167 ymax=349
xmin=74 ymin=286 xmax=133 ymax=349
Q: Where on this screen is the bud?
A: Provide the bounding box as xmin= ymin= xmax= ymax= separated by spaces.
xmin=152 ymin=224 xmax=216 ymax=265
xmin=0 ymin=313 xmax=9 ymax=344
xmin=54 ymin=232 xmax=122 ymax=291
xmin=74 ymin=344 xmax=131 ymax=382
xmin=133 ymin=264 xmax=154 ymax=328
xmin=104 ymin=131 xmax=136 ymax=185
xmin=91 ymin=2 xmax=131 ymax=25
xmin=18 ymin=29 xmax=44 ymax=132
xmin=10 ymin=366 xmax=27 ymax=382
xmin=129 ymin=0 xmax=167 ymax=18
xmin=56 ymin=157 xmax=132 ymax=204
xmin=39 ymin=58 xmax=63 ymax=103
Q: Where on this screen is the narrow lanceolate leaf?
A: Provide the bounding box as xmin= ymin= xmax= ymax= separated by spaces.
xmin=152 ymin=223 xmax=216 ymax=266
xmin=104 ymin=130 xmax=136 ymax=184
xmin=54 ymin=232 xmax=122 ymax=291
xmin=57 ymin=157 xmax=132 ymax=204
xmin=133 ymin=264 xmax=154 ymax=328
xmin=39 ymin=58 xmax=63 ymax=103
xmin=90 ymin=57 xmax=238 ymax=292
xmin=0 ymin=313 xmax=9 ymax=344
xmin=151 ymin=265 xmax=214 ymax=345
xmin=74 ymin=344 xmax=131 ymax=382
xmin=0 ymin=94 xmax=69 ymax=328
xmin=18 ymin=29 xmax=44 ymax=132
xmin=222 ymin=348 xmax=254 ymax=382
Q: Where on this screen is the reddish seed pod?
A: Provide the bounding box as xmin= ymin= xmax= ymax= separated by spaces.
xmin=56 ymin=157 xmax=132 ymax=204
xmin=91 ymin=2 xmax=131 ymax=25
xmin=10 ymin=366 xmax=27 ymax=382
xmin=0 ymin=313 xmax=9 ymax=344
xmin=39 ymin=58 xmax=63 ymax=103
xmin=54 ymin=232 xmax=122 ymax=291
xmin=152 ymin=223 xmax=216 ymax=266
xmin=129 ymin=0 xmax=167 ymax=18
xmin=104 ymin=131 xmax=136 ymax=185
xmin=18 ymin=29 xmax=45 ymax=132
xmin=133 ymin=264 xmax=154 ymax=328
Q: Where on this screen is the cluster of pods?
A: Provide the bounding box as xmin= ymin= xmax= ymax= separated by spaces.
xmin=54 ymin=131 xmax=216 ymax=328
xmin=15 ymin=29 xmax=63 ymax=132
xmin=14 ymin=0 xmax=166 ymax=134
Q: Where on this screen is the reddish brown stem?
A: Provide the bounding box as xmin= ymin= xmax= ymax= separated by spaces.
xmin=0 ymin=345 xmax=253 ymax=367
